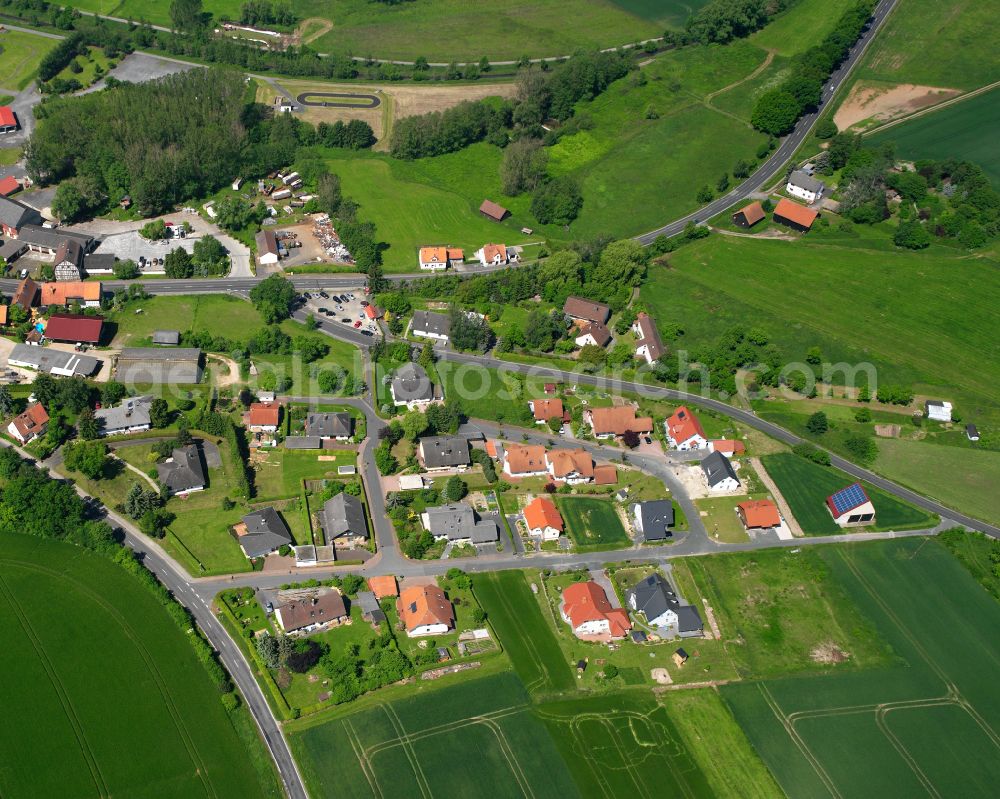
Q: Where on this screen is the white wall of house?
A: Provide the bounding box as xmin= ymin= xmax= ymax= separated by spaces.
xmin=528 ymin=524 xmax=560 ymax=541
xmin=258 ymin=252 xmax=279 ymax=265
xmin=102 ymin=422 xmax=151 ymax=437
xmin=575 ymin=333 xmax=600 ymax=347
xmin=832 ymin=500 xmax=876 ymax=527
xmin=708 ymin=475 xmax=741 ymax=492
xmin=786 ymin=181 xmax=821 ymax=203
xmin=7 ymin=422 xmax=35 ymax=444
xmin=419 ymin=257 xmax=447 ymax=270
xmin=412 ymin=327 xmax=449 ymax=342
xmin=635 ymin=343 xmax=656 ymax=364
xmin=665 ymin=423 xmax=707 ymax=451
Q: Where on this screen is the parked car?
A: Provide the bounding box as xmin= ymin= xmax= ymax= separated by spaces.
xmin=340 ymin=318 xmax=350 ymax=323
xmin=361 ymin=330 xmax=374 ymax=337
xmin=320 ymin=291 xmax=329 ymax=299
xmin=353 ymin=321 xmax=362 ymax=328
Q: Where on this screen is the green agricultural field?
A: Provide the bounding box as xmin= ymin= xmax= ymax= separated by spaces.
xmin=0 ymin=28 xmax=58 ymax=89
xmin=852 ymin=0 xmax=1000 ymax=89
xmin=873 ymin=438 xmax=1000 ymax=526
xmin=760 ymin=452 xmax=937 ymax=534
xmin=475 ymin=570 xmax=576 ymax=694
xmin=287 ymin=671 xmax=580 ymax=799
xmin=749 ymin=0 xmax=855 ymax=57
xmin=0 ymin=533 xmax=278 ymax=798
xmin=867 ymin=86 xmax=1000 ymax=187
xmin=937 ymin=527 xmax=1000 ymax=601
xmin=723 ymin=537 xmax=1000 ymax=799
xmin=646 ymin=234 xmax=1000 ymax=422
xmin=557 ymin=496 xmax=631 ymax=551
xmin=685 ymin=546 xmax=894 ymax=678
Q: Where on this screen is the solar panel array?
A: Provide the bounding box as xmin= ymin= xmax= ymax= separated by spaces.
xmin=830 ymin=483 xmax=867 ymax=515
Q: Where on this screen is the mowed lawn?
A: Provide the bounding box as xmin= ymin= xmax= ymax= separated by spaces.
xmin=0 ymin=28 xmax=58 ymax=89
xmin=874 ymin=439 xmax=1000 ymax=526
xmin=287 ymin=671 xmax=580 ymax=799
xmin=852 ymin=0 xmax=1000 ymax=89
xmin=723 ymin=537 xmax=1000 ymax=798
xmin=868 ymin=87 xmax=1000 ymax=187
xmin=760 ymin=452 xmax=936 ymax=534
xmin=0 ymin=534 xmax=276 ymax=798
xmin=649 ymin=234 xmax=1000 ymax=419
xmin=475 ymin=571 xmax=576 ymax=694
xmin=557 ymin=496 xmax=631 ymax=551
xmin=110 ymin=294 xmax=261 ymax=346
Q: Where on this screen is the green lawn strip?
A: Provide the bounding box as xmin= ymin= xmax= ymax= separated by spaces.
xmin=867 ymin=86 xmax=1000 ymax=187
xmin=0 ymin=534 xmax=275 ymax=797
xmin=760 ymin=452 xmax=937 ymax=534
xmin=937 ymin=528 xmax=1000 ymax=602
xmin=649 ymin=234 xmax=1000 ymax=422
xmin=660 ymin=688 xmax=784 ymax=799
xmin=0 ymin=28 xmax=58 ymax=88
xmin=685 ymin=546 xmax=895 ymax=679
xmin=474 ymin=570 xmax=576 ymax=695
xmin=556 ymin=495 xmax=631 ymax=552
xmin=722 ymin=537 xmax=1000 ymax=798
xmin=109 ymin=294 xmax=261 ymax=345
xmin=695 ymin=495 xmax=752 ymax=543
xmin=749 ymin=0 xmax=855 ymax=57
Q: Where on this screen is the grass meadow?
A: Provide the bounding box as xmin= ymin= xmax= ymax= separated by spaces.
xmin=722 ymin=537 xmax=1000 ymax=798
xmin=867 ymin=86 xmax=1000 ymax=186
xmin=0 ymin=534 xmax=277 ymax=798
xmin=475 ymin=570 xmax=576 ymax=695
xmin=287 ymin=671 xmax=580 ymax=799
xmin=852 ymin=0 xmax=1000 ymax=90
xmin=557 ymin=496 xmax=631 ymax=551
xmin=748 ymin=0 xmax=855 ymax=57
xmin=646 ymin=233 xmax=1000 ymax=424
xmin=760 ymin=452 xmax=936 ymax=534
xmin=0 ymin=28 xmax=58 ymax=89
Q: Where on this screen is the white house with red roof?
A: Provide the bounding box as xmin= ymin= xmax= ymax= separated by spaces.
xmin=826 ymin=483 xmax=876 ymax=527
xmin=560 ymin=581 xmax=631 ymax=641
xmin=474 ymin=243 xmax=508 ymax=267
xmin=8 ymin=402 xmax=49 ymax=444
xmin=665 ymin=406 xmax=707 ymax=450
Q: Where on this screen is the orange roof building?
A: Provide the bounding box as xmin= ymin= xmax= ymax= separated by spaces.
xmin=593 ymin=464 xmax=618 ymax=485
xmin=737 ymin=499 xmax=782 ymax=530
xmin=7 ymin=402 xmax=49 ymax=444
xmin=546 ymin=448 xmax=594 ymax=483
xmin=418 ymin=246 xmax=464 ymax=270
xmin=560 ymin=581 xmax=631 ymax=640
xmin=38 ymin=281 xmax=102 ymax=307
xmin=710 ymin=439 xmax=746 ymax=456
xmin=0 ymin=175 xmax=20 ymax=197
xmin=732 ymin=201 xmax=765 ymax=227
xmin=368 ymin=575 xmax=398 ymax=600
xmin=773 ymin=198 xmax=819 ymax=231
xmin=531 ymin=398 xmax=564 ymax=422
xmin=585 ymin=406 xmax=653 ymax=438
xmin=523 ymin=496 xmax=563 ymax=539
xmin=398 ymin=584 xmax=455 ymax=637
xmin=475 ymin=243 xmax=508 ymax=266
xmin=665 ymin=406 xmax=707 ymax=450
xmin=247 ymin=402 xmax=280 ymax=430
xmin=503 ymin=443 xmax=549 ymax=477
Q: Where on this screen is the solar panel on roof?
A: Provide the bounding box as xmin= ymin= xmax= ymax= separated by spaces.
xmin=831 ymin=483 xmax=867 ymax=515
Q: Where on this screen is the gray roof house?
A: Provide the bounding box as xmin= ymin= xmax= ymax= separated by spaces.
xmin=8 ymin=343 xmax=101 ymax=378
xmin=236 ymin=507 xmax=293 ymax=559
xmin=418 ymin=435 xmax=470 ymax=470
xmin=786 ymin=169 xmax=826 ymax=200
xmin=355 ymin=590 xmax=386 ymax=624
xmin=17 ymin=224 xmax=92 ymax=252
xmin=157 ymin=445 xmax=207 ymax=495
xmin=411 ymin=310 xmax=451 ymax=341
xmin=0 ymin=196 xmax=43 ymax=234
xmin=54 ymin=239 xmax=86 ymax=281
xmin=422 ymin=503 xmax=499 ymax=545
xmin=116 ymin=347 xmax=202 ymax=384
xmin=94 ymin=395 xmax=152 ymax=436
xmin=390 ymin=361 xmax=434 ymax=407
xmin=321 ymin=492 xmax=369 ymax=543
xmin=626 ymin=573 xmax=703 ymax=638
xmin=701 ymin=450 xmax=740 ymax=491
xmin=632 ymin=500 xmax=675 ymax=542
xmin=152 ymin=330 xmax=181 ymax=346
xmin=305 ymin=412 xmax=352 ymax=440
xmin=284 ymin=436 xmax=323 ymax=450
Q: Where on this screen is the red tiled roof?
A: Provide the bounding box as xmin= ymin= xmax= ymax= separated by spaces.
xmin=248 ymin=402 xmax=280 ymax=427
xmin=44 ymin=313 xmax=103 ymax=344
xmin=593 ymin=465 xmax=617 ymax=485
xmin=0 ymin=175 xmax=20 ymax=196
xmin=11 ymin=402 xmax=48 ymax=440
xmin=547 ymin=449 xmax=594 ymax=479
xmin=479 ymin=199 xmax=508 ymax=221
xmin=481 ymin=243 xmax=507 ymax=262
xmin=711 ymin=439 xmax=745 ymax=454
xmin=774 ymin=198 xmax=818 ymax=229
xmin=576 ymin=321 xmax=611 ymax=347
xmin=561 ymin=581 xmax=631 ymax=638
xmin=39 ymin=281 xmax=102 ymax=306
xmin=532 ymin=398 xmax=564 ymax=421
xmin=735 ymin=201 xmax=765 ymax=225
xmin=504 ymin=444 xmax=547 ymax=475
xmin=737 ymin=499 xmax=781 ymax=529
xmin=523 ymin=496 xmax=563 ymax=532
xmin=368 ymin=575 xmax=398 ymax=600
xmin=398 ymin=584 xmax=454 ymax=632
xmin=587 ymin=406 xmax=653 ymax=436
xmin=12 ymin=277 xmax=37 ymax=311
xmin=0 ymin=106 xmax=15 ymax=128
xmin=666 ymin=406 xmax=705 ymax=445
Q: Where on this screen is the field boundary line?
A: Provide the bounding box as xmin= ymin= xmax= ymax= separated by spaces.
xmin=380 ymin=704 xmax=432 ymax=799
xmin=597 ymin=717 xmax=653 ymax=799
xmin=757 ymin=683 xmax=842 ymax=799
xmin=0 ymin=571 xmax=109 ymax=798
xmin=478 ymin=717 xmax=535 ymax=799
xmin=875 ymin=705 xmax=941 ymax=798
xmin=366 ymin=705 xmax=528 ymax=754
xmin=343 ymin=718 xmax=382 ymax=799
xmin=2 ymin=558 xmax=217 ymax=798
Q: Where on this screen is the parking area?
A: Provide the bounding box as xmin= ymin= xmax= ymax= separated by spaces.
xmin=97 ymin=229 xmax=195 ymax=268
xmin=303 ymin=290 xmax=379 ymax=337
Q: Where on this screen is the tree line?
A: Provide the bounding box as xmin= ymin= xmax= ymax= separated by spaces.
xmin=751 ymin=0 xmax=875 ymax=136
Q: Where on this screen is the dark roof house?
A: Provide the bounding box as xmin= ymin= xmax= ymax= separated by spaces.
xmin=411 ymin=309 xmax=451 ymax=339
xmin=423 ymin=503 xmax=499 ymax=544
xmin=152 ymin=330 xmax=181 ymax=345
xmin=563 ymin=296 xmax=611 ymax=324
xmin=633 ymin=500 xmax=675 ymax=541
xmin=116 ymin=347 xmax=202 ymax=384
xmin=627 ymin=573 xmax=704 ymax=636
xmin=390 ymin=361 xmax=434 ymax=405
xmin=321 ymin=492 xmax=369 ymax=542
xmin=157 ymin=444 xmax=207 ymax=495
xmin=701 ymin=450 xmax=740 ymax=489
xmin=305 ymin=412 xmax=352 ymax=439
xmin=236 ymin=507 xmax=293 ymax=558
xmin=0 ymin=196 xmax=42 ymax=233
xmin=418 ymin=435 xmax=471 ymax=469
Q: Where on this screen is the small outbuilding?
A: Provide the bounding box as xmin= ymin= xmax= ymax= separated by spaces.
xmin=732 ymin=201 xmax=765 ymax=228
xmin=479 ymin=199 xmax=509 ymax=222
